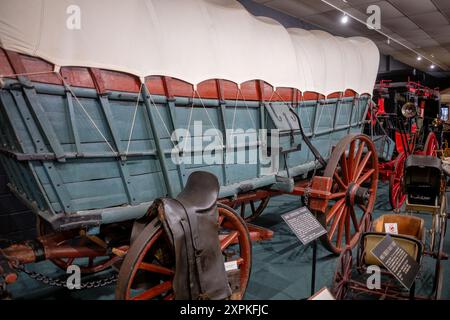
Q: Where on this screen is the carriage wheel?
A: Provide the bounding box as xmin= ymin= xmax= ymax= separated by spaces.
xmin=332 ymin=247 xmax=353 ymax=300
xmin=389 ymin=152 xmax=407 ymax=211
xmin=318 ymin=134 xmax=378 ymax=255
xmin=115 ymin=204 xmax=252 ymax=300
xmin=236 ymin=197 xmax=270 ymax=222
xmin=37 ymin=217 xmax=121 ymax=274
xmin=432 ymin=196 xmax=447 ymax=300
xmin=432 ymin=215 xmax=446 ymax=300
xmin=424 ymin=132 xmax=439 ymax=157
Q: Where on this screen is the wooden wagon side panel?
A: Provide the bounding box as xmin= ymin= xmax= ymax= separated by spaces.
xmin=33 ymin=92 xmax=168 ymax=214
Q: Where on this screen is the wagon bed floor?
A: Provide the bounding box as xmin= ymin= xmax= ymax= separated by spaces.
xmin=7 ymin=183 xmax=450 ymax=300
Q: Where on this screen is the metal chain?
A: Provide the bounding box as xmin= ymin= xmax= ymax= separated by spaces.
xmin=1 ymin=240 xmax=116 ymax=290
xmin=16 ymin=265 xmax=117 ymax=290
xmin=304 ymin=162 xmax=318 ymax=207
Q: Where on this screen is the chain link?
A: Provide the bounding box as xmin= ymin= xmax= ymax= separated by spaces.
xmin=2 ymin=239 xmax=117 ymax=290
xmin=16 ymin=265 xmax=117 ymax=290
xmin=304 ymin=162 xmax=318 ymax=207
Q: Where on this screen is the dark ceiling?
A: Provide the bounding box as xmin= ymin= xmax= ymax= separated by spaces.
xmin=252 ymin=0 xmax=450 ymax=80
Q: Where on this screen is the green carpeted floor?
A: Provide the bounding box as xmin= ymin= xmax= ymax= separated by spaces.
xmin=7 ymin=182 xmax=450 ymax=300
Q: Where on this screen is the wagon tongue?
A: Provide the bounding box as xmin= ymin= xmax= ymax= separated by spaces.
xmin=346 ymin=182 xmax=370 ymax=207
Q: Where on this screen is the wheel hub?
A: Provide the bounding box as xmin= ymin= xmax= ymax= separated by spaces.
xmin=346 ymin=182 xmax=369 ymax=207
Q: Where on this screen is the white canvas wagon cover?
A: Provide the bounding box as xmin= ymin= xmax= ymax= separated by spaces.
xmin=0 ymin=0 xmax=380 ymax=95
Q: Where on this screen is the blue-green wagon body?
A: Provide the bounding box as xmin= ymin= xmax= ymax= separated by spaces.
xmin=0 ymin=76 xmax=369 ymax=230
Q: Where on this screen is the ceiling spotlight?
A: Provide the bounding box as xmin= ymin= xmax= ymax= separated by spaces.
xmin=417 ymin=56 xmax=422 ymax=61
xmin=341 ymin=14 xmax=349 ymax=24
xmin=430 ymin=64 xmax=436 ymax=69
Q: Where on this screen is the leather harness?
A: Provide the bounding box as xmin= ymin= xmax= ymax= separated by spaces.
xmin=150 ymin=171 xmax=232 ymax=300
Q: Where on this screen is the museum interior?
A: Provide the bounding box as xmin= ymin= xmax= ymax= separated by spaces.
xmin=0 ymin=0 xmax=450 ymax=302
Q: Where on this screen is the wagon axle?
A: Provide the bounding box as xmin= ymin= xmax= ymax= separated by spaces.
xmin=345 ymin=183 xmax=370 ymax=207
xmin=0 ymin=230 xmax=121 ymax=287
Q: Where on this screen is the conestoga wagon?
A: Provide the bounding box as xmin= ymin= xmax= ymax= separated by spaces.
xmin=0 ymin=0 xmax=380 ymax=299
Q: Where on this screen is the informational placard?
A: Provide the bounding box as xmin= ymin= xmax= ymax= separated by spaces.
xmin=384 ymin=223 xmax=398 ymax=235
xmin=282 ymin=207 xmax=327 ymax=245
xmin=371 ymin=235 xmax=420 ymax=290
xmin=224 ymin=260 xmax=238 ymax=272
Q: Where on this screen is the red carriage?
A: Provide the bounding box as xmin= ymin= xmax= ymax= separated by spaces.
xmin=369 ymin=80 xmax=441 ymax=211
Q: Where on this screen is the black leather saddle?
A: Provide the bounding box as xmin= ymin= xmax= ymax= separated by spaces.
xmin=153 ymin=171 xmax=231 ymax=300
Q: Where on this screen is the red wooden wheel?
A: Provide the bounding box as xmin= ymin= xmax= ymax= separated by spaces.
xmin=318 ymin=134 xmax=378 ymax=255
xmin=424 ymin=132 xmax=439 ymax=157
xmin=115 ymin=204 xmax=252 ymax=300
xmin=231 ymin=197 xmax=270 ymax=222
xmin=389 ymin=152 xmax=407 ymax=210
xmin=37 ymin=217 xmax=121 ymax=274
xmin=332 ymin=247 xmax=353 ymax=300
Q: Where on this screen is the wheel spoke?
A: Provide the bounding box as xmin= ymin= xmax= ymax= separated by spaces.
xmin=131 ymin=281 xmax=172 ymax=300
xmin=164 ymin=293 xmax=174 ymax=300
xmin=220 ymin=231 xmax=239 ymax=251
xmin=329 ymin=205 xmax=346 ymax=239
xmin=250 ymin=201 xmax=256 ymax=215
xmin=334 ymin=173 xmax=347 ymax=189
xmin=349 ymin=207 xmax=359 ymax=232
xmin=353 ymin=151 xmax=372 ymax=182
xmin=345 ymin=208 xmax=351 ymax=245
xmin=240 ymin=203 xmax=246 ymax=219
xmin=356 ymin=168 xmax=375 ymax=185
xmin=336 ymin=207 xmax=347 ymax=248
xmin=139 ymin=262 xmax=174 ymax=276
xmin=218 ymin=215 xmax=225 ymax=226
xmin=358 ymin=204 xmax=367 ymax=213
xmin=330 ymin=192 xmax=346 ymax=200
xmin=353 ymin=141 xmax=366 ymax=172
xmin=344 ymin=253 xmax=352 ymax=270
xmin=327 ymin=198 xmax=346 ymax=224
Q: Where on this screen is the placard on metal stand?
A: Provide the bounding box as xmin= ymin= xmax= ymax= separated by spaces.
xmin=371 ymin=234 xmax=420 ymax=295
xmin=282 ymin=206 xmax=327 ymax=297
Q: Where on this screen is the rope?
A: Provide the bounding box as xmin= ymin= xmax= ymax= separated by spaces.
xmin=2 ymin=70 xmax=118 ymax=155
xmin=126 ymin=83 xmax=144 ymax=155
xmin=56 ymin=73 xmax=117 ymax=155
xmin=147 ymin=91 xmax=176 ymax=144
xmin=230 ymin=90 xmax=240 ymax=133
xmin=183 ymin=91 xmax=196 ymax=154
xmin=227 ymin=89 xmax=261 ymax=151
xmin=315 ymin=98 xmax=333 ymax=134
xmin=237 ymin=89 xmax=257 ymax=129
xmin=335 ymin=93 xmax=344 ymax=125
xmin=194 ymin=90 xmax=225 ymax=149
xmin=146 ymin=88 xmax=181 ymax=165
